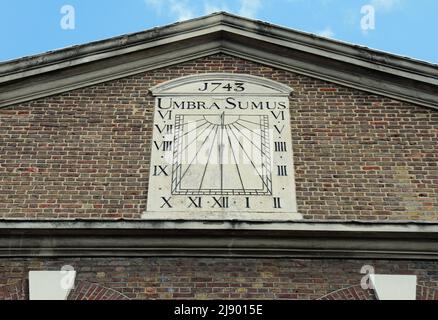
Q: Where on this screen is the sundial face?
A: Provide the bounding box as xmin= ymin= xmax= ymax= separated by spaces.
xmin=144 ymin=74 xmax=299 ymax=221
xmin=172 ymin=112 xmax=272 ymax=196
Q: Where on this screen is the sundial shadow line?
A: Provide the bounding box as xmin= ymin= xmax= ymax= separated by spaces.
xmin=172 ymin=124 xmax=218 ymax=192
xmin=225 ymin=125 xmax=246 ymax=192
xmin=198 ymin=125 xmax=221 ymax=192
xmin=239 ymin=118 xmax=264 ymax=127
xmin=181 ymin=118 xmax=205 ymax=127
xmin=180 ymin=120 xmax=209 ymax=138
xmin=234 ymin=121 xmax=264 ymax=138
xmin=229 ymin=123 xmax=264 ymax=154
xmin=227 ymin=123 xmax=272 ymax=193
xmin=180 ymin=123 xmax=213 ymax=154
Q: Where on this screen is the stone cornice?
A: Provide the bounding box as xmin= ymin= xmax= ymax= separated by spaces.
xmin=1 ymin=220 xmax=437 ymax=259
xmin=0 ymin=12 xmax=437 ymax=109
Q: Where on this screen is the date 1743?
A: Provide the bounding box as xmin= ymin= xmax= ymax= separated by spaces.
xmin=198 ymin=82 xmax=245 ymax=92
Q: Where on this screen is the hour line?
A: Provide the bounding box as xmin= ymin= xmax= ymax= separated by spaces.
xmin=173 ymin=125 xmax=218 ymax=191
xmin=198 ymin=125 xmax=220 ymax=191
xmin=239 ymin=118 xmax=264 ymax=126
xmin=181 ymin=120 xmax=209 ymax=138
xmin=180 ymin=123 xmax=213 ymax=154
xmin=225 ymin=125 xmax=246 ymax=192
xmin=234 ymin=121 xmax=264 ymax=138
xmin=229 ymin=123 xmax=263 ymax=154
xmin=227 ymin=124 xmax=271 ymax=192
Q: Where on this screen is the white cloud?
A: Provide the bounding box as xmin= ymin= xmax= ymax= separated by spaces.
xmin=343 ymin=8 xmax=358 ymax=26
xmin=145 ymin=0 xmax=194 ymax=21
xmin=204 ymin=1 xmax=229 ymax=15
xmin=145 ymin=0 xmax=163 ymax=12
xmin=239 ymin=0 xmax=262 ymax=18
xmin=371 ymin=0 xmax=402 ymax=11
xmin=169 ymin=0 xmax=194 ymax=21
xmin=145 ymin=0 xmax=161 ymax=6
xmin=145 ymin=0 xmax=264 ymax=21
xmin=316 ymin=27 xmax=335 ymax=38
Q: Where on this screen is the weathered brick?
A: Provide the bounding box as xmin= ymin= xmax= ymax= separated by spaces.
xmin=0 ymin=54 xmax=436 ymax=222
xmin=0 ymin=258 xmax=431 ymax=300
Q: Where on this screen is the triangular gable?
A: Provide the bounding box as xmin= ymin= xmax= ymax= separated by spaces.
xmin=0 ymin=12 xmax=437 ymax=109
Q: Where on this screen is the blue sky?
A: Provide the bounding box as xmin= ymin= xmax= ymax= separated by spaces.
xmin=0 ymin=0 xmax=437 ymax=64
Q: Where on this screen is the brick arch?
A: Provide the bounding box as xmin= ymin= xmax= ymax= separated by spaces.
xmin=317 ymin=285 xmax=376 ymax=300
xmin=0 ymin=279 xmax=129 ymax=300
xmin=417 ymin=286 xmax=438 ymax=300
xmin=0 ymin=280 xmax=27 ymax=300
xmin=68 ymin=281 xmax=130 ymax=300
xmin=319 ymin=285 xmax=438 ymax=300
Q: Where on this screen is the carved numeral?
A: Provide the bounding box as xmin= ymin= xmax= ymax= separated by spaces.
xmin=271 ymin=111 xmax=285 ymax=120
xmin=275 ymin=142 xmax=287 ymax=152
xmin=155 ymin=124 xmax=173 ymax=134
xmin=189 ymin=197 xmax=202 ymax=208
xmin=199 ymin=82 xmax=246 ymax=92
xmin=154 ymin=141 xmax=173 ymax=151
xmin=158 ymin=110 xmax=172 ymax=120
xmin=212 ymin=197 xmax=229 ymax=208
xmin=245 ymin=197 xmax=251 ymax=209
xmin=161 ymin=197 xmax=172 ymax=208
xmin=274 ymin=125 xmax=285 ymax=134
xmin=274 ymin=197 xmax=282 ymax=209
xmin=277 ymin=166 xmax=288 ymax=176
xmin=153 ymin=165 xmax=168 ymax=176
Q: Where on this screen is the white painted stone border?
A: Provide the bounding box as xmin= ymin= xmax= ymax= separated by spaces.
xmin=370 ymin=275 xmax=417 ymax=300
xmin=141 ymin=211 xmax=303 ymax=221
xmin=29 ymin=270 xmax=76 ymax=300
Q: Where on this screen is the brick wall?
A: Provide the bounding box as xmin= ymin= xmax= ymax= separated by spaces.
xmin=0 ymin=54 xmax=437 ymax=220
xmin=0 ymin=258 xmax=437 ymax=300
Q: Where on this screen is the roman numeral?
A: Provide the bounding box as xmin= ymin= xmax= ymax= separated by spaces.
xmin=161 ymin=197 xmax=172 ymax=208
xmin=274 ymin=125 xmax=285 ymax=134
xmin=153 ymin=141 xmax=173 ymax=151
xmin=277 ymin=166 xmax=288 ymax=176
xmin=212 ymin=197 xmax=229 ymax=208
xmin=271 ymin=111 xmax=285 ymax=120
xmin=274 ymin=197 xmax=282 ymax=209
xmin=275 ymin=142 xmax=287 ymax=152
xmin=246 ymin=197 xmax=250 ymax=209
xmin=158 ymin=110 xmax=172 ymax=120
xmin=153 ymin=165 xmax=168 ymax=176
xmin=155 ymin=124 xmax=173 ymax=134
xmin=188 ymin=197 xmax=202 ymax=208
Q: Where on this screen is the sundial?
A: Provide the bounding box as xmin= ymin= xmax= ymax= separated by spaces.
xmin=143 ymin=73 xmax=300 ymax=221
xmin=172 ymin=112 xmax=271 ymax=196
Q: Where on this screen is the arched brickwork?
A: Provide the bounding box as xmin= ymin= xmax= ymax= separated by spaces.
xmin=0 ymin=279 xmax=436 ymax=300
xmin=317 ymin=285 xmax=376 ymax=300
xmin=0 ymin=279 xmax=128 ymax=300
xmin=417 ymin=286 xmax=438 ymax=300
xmin=319 ymin=284 xmax=438 ymax=300
xmin=68 ymin=281 xmax=130 ymax=300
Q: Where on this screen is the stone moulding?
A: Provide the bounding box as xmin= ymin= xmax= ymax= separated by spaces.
xmin=0 ymin=12 xmax=437 ymax=109
xmin=0 ymin=220 xmax=437 ymax=259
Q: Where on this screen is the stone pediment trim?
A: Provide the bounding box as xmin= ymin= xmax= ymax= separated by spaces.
xmin=0 ymin=13 xmax=437 ymax=110
xmin=0 ymin=220 xmax=437 ymax=259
